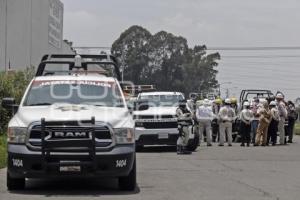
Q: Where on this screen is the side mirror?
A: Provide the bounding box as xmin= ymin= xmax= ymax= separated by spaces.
xmin=1 ymin=97 xmax=19 ymax=114
xmin=133 ymin=100 xmax=149 ymax=111
xmin=2 ymin=98 xmax=16 ymax=109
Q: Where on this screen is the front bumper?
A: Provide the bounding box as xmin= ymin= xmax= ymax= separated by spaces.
xmin=135 ymin=127 xmax=179 ymax=146
xmin=7 ymin=144 xmax=135 ymax=179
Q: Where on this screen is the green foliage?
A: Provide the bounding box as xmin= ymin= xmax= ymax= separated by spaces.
xmin=0 ymin=67 xmax=35 ymax=133
xmin=295 ymin=123 xmax=300 ymax=135
xmin=111 ymin=26 xmax=220 ymax=95
xmin=0 ymin=134 xmax=7 ymax=168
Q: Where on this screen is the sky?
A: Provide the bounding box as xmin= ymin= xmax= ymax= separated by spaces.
xmin=62 ymin=0 xmax=300 ymax=100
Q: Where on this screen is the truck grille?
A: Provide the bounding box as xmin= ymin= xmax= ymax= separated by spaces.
xmin=135 ymin=115 xmax=175 ymax=119
xmin=28 ymin=125 xmax=112 ymax=148
xmin=142 ymin=122 xmax=178 ymax=129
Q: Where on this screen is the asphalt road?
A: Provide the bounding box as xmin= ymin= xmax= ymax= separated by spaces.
xmin=1 ymin=136 xmax=300 ymax=200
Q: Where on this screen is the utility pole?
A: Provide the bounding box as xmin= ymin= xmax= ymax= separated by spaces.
xmin=4 ymin=0 xmax=8 ymax=72
xmin=218 ymin=82 xmax=232 ymax=97
xmin=226 ymin=88 xmax=229 ymax=98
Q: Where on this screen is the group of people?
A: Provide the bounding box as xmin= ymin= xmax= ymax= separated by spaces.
xmin=177 ymin=93 xmax=298 ymax=152
xmin=239 ymin=93 xmax=298 ymax=147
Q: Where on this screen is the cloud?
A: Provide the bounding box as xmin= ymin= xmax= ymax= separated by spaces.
xmin=61 ymin=0 xmax=300 ymax=99
xmin=62 ymin=0 xmax=300 ymax=47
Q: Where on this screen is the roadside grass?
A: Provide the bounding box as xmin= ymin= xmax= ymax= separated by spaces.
xmin=295 ymin=122 xmax=300 ymax=136
xmin=0 ymin=134 xmax=7 ymax=169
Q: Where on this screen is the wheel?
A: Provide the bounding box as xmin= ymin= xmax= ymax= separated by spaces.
xmin=187 ymin=131 xmax=200 ymax=151
xmin=7 ymin=172 xmax=25 ymax=190
xmin=118 ymin=157 xmax=136 ymax=191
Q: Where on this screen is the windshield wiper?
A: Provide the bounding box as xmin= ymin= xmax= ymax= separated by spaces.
xmin=28 ymin=103 xmax=52 ymax=106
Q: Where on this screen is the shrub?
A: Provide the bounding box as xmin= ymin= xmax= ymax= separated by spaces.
xmin=0 ymin=67 xmax=35 ymax=133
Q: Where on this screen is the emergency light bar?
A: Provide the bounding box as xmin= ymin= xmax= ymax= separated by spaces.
xmin=36 ymin=54 xmax=121 ymax=81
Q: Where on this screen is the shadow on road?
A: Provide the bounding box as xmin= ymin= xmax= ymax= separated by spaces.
xmin=137 ymin=145 xmax=177 ymax=153
xmin=9 ymin=178 xmax=140 ymax=196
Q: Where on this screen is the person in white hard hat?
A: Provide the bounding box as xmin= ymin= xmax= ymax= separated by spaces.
xmin=218 ymin=98 xmax=236 ymax=146
xmin=239 ymin=101 xmax=253 ymax=147
xmin=196 ymin=99 xmax=214 ymax=146
xmin=267 ymin=101 xmax=280 ymax=146
xmin=276 ymin=93 xmax=287 ymax=145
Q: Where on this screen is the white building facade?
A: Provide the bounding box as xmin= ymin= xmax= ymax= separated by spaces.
xmin=0 ymin=0 xmax=74 ymax=70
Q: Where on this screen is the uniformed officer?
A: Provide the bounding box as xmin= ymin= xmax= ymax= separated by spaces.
xmin=218 ymin=98 xmax=236 ymax=146
xmin=255 ymin=100 xmax=272 ymax=146
xmin=276 ymin=93 xmax=287 ymax=145
xmin=239 ymin=101 xmax=253 ymax=147
xmin=267 ymin=101 xmax=280 ymax=146
xmin=196 ymin=99 xmax=214 ymax=146
xmin=176 ymin=100 xmax=192 ymax=154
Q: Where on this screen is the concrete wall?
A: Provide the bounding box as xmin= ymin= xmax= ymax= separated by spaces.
xmin=0 ymin=0 xmax=74 ymax=70
xmin=0 ymin=0 xmax=7 ymax=69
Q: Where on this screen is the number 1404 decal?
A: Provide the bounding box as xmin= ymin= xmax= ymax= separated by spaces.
xmin=116 ymin=160 xmax=127 ymax=168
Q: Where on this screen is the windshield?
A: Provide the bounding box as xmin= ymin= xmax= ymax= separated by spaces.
xmin=23 ymin=80 xmax=125 ymax=107
xmin=139 ymin=94 xmax=184 ymax=107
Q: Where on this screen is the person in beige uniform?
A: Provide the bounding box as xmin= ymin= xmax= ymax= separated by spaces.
xmin=218 ymin=98 xmax=236 ymax=146
xmin=255 ymin=101 xmax=272 ymax=146
xmin=276 ymin=93 xmax=287 ymax=145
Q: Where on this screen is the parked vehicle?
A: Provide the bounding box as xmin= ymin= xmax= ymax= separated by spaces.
xmin=133 ymin=92 xmax=199 ymax=151
xmin=2 ymin=54 xmax=142 ymax=191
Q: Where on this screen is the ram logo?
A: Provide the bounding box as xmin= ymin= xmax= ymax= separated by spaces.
xmin=54 ymin=132 xmax=88 ymax=138
xmin=116 ymin=160 xmax=127 ymax=168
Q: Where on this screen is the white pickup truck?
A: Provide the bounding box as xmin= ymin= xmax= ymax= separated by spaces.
xmin=133 ymin=92 xmax=199 ymax=151
xmin=2 ymin=54 xmax=138 ymax=191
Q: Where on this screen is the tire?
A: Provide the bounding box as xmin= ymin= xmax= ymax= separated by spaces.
xmin=187 ymin=131 xmax=200 ymax=151
xmin=119 ymin=157 xmax=136 ymax=191
xmin=7 ymin=172 xmax=25 ymax=190
xmin=135 ymin=145 xmax=143 ymax=152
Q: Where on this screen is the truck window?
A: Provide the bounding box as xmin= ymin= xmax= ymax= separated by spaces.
xmin=23 ymin=80 xmax=125 ymax=107
xmin=139 ymin=94 xmax=183 ymax=107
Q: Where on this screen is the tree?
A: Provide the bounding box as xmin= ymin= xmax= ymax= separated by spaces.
xmin=111 ymin=25 xmax=151 ymax=84
xmin=143 ymin=31 xmax=188 ymax=91
xmin=183 ymin=46 xmax=220 ymax=94
xmin=111 ymin=25 xmax=220 ymax=96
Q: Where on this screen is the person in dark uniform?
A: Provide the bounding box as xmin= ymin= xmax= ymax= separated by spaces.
xmin=286 ymin=101 xmax=298 ymax=143
xmin=267 ymin=101 xmax=280 ymax=146
xmin=239 ymin=102 xmax=253 ymax=147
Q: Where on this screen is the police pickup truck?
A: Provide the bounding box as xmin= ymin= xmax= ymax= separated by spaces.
xmin=2 ymin=54 xmax=141 ymax=191
xmin=133 ymin=92 xmax=199 ymax=151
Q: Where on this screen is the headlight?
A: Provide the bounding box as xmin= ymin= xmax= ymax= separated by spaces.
xmin=114 ymin=128 xmax=134 ymax=144
xmin=7 ymin=127 xmax=27 ymax=144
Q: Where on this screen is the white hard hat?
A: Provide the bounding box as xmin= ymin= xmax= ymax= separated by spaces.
xmin=276 ymin=93 xmax=284 ymax=99
xmin=203 ymin=99 xmax=210 ymax=105
xmin=225 ymin=98 xmax=231 ymax=104
xmin=270 ymin=101 xmax=277 ymax=106
xmin=243 ymin=101 xmax=250 ymax=106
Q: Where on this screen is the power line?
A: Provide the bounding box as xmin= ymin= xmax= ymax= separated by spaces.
xmin=73 ymin=46 xmax=111 ymax=49
xmin=222 ymin=55 xmax=300 ymax=58
xmin=73 ymin=46 xmax=300 ymax=51
xmin=207 ymin=46 xmax=300 ymax=51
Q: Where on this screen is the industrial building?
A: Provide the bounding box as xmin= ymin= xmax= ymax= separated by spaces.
xmin=0 ymin=0 xmax=74 ymax=70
